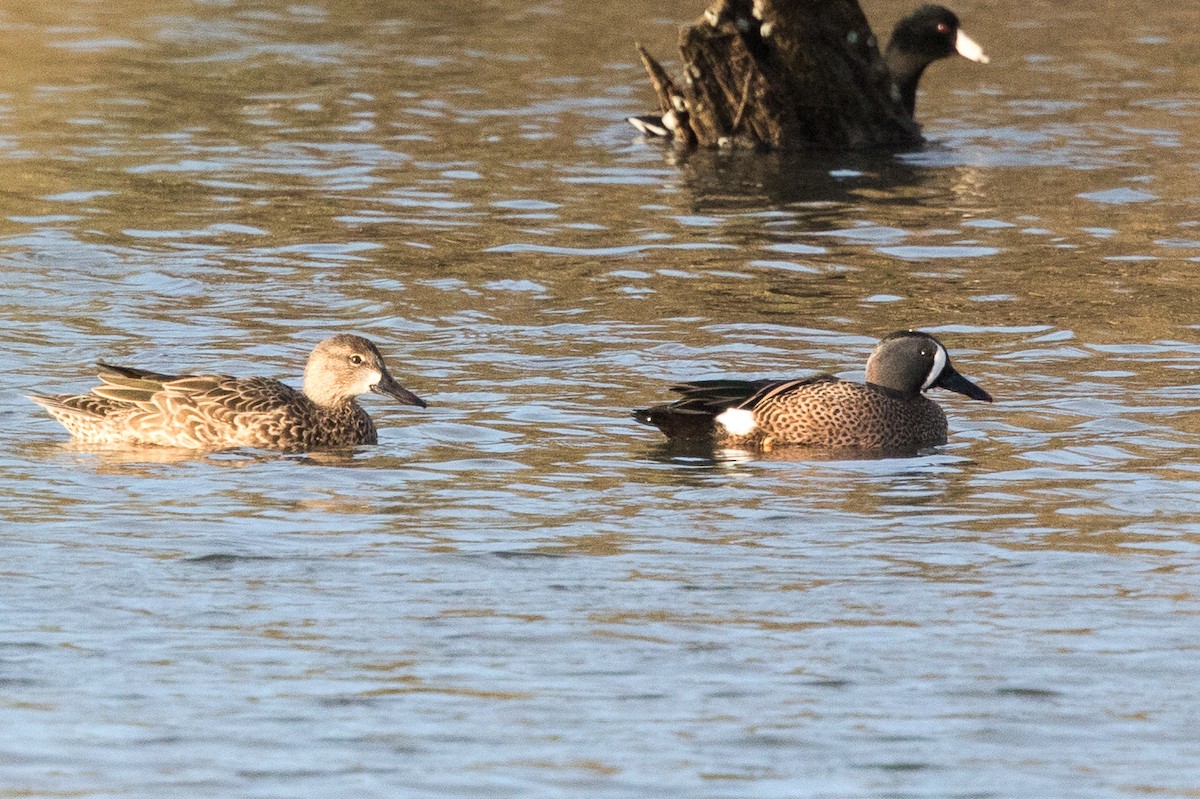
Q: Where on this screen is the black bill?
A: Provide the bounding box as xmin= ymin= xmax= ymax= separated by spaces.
xmin=936 ymin=365 xmax=993 ymax=402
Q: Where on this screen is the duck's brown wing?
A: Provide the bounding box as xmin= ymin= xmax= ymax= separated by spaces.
xmin=91 ymin=362 xmax=187 ymax=408
xmin=128 ymin=376 xmax=306 ymax=449
xmin=27 ymin=362 xmax=188 ymax=420
xmin=154 ymin=376 xmax=304 ymax=415
xmin=93 ymin=368 xmax=297 ymax=427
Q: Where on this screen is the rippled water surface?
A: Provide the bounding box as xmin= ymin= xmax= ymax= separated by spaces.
xmin=3 ymin=0 xmax=1200 ymax=796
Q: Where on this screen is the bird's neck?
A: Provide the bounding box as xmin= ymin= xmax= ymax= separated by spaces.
xmin=303 ymin=385 xmax=355 ymax=411
xmin=865 ymin=381 xmax=921 ymax=402
xmin=883 ymin=47 xmax=927 ymax=117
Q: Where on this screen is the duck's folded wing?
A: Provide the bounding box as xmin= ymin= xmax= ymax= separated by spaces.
xmin=634 ymin=376 xmax=831 ymax=439
xmin=156 ymin=376 xmax=302 ymax=415
xmin=92 ymin=363 xmax=185 ymax=407
xmin=670 ymin=375 xmax=835 ymax=412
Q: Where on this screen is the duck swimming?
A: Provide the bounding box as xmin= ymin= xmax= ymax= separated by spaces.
xmin=29 ymin=334 xmax=427 ymax=452
xmin=634 ymin=330 xmax=992 ymax=452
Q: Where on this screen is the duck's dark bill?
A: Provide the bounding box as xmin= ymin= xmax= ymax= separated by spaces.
xmin=936 ymin=367 xmax=992 ymax=402
xmin=373 ymin=375 xmax=427 ymax=408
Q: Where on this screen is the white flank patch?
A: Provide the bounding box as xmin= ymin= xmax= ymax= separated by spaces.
xmin=921 ymin=344 xmax=948 ymax=391
xmin=715 ymin=407 xmax=757 ymax=437
xmin=955 ymin=30 xmax=990 ymax=64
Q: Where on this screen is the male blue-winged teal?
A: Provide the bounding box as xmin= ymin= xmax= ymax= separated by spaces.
xmin=627 ymin=4 xmax=988 ymax=138
xmin=634 ymin=330 xmax=992 ymax=452
xmin=28 ymin=334 xmax=427 ymax=452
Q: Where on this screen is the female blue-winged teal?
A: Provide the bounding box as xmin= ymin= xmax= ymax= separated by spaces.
xmin=634 ymin=330 xmax=992 ymax=452
xmin=29 ymin=334 xmax=427 ymax=452
xmin=627 ymin=4 xmax=988 ymax=137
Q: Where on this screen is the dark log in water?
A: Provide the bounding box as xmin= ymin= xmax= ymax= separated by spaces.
xmin=633 ymin=0 xmax=924 ymax=150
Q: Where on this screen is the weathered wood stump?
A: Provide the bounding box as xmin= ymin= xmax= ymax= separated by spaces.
xmin=634 ymin=0 xmax=923 ymax=150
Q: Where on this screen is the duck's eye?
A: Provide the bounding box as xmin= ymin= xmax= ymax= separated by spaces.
xmin=936 ymin=22 xmax=950 ymax=33
xmin=349 ymin=354 xmax=365 ymax=365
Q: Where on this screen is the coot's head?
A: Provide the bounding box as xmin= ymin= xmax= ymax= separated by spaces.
xmin=885 ymin=5 xmax=989 ymax=116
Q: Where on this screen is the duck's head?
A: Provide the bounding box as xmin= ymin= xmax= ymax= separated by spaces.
xmin=303 ymin=334 xmax=427 ymax=409
xmin=865 ymin=330 xmax=992 ymax=402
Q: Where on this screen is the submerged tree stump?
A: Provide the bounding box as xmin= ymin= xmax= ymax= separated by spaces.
xmin=635 ymin=0 xmax=922 ymax=150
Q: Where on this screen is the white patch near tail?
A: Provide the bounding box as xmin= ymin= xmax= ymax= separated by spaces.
xmin=921 ymin=344 xmax=948 ymax=391
xmin=715 ymin=407 xmax=756 ymax=437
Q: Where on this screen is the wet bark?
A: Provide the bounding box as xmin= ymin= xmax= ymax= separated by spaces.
xmin=635 ymin=0 xmax=922 ymax=150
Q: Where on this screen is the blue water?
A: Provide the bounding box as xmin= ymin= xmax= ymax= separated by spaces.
xmin=2 ymin=0 xmax=1200 ymax=796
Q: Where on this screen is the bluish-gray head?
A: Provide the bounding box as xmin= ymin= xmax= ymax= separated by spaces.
xmin=865 ymin=330 xmax=992 ymax=402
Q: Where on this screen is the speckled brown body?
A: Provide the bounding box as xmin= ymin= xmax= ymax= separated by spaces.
xmin=722 ymin=378 xmax=948 ymax=450
xmin=29 ymin=334 xmax=426 ymax=453
xmin=36 ymin=376 xmax=377 ymax=451
xmin=634 ymin=330 xmax=992 ymax=453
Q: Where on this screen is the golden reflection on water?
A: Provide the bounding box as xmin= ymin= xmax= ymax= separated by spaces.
xmin=3 ymin=0 xmax=1200 ymax=796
